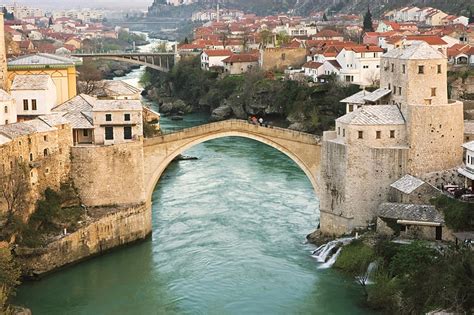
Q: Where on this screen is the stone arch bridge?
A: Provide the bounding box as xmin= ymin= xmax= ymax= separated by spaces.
xmin=72 ymin=52 xmax=176 ymax=72
xmin=143 ymin=120 xmax=322 ymax=203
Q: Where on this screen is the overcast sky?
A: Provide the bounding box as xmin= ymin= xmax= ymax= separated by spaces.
xmin=3 ymin=0 xmax=153 ymax=9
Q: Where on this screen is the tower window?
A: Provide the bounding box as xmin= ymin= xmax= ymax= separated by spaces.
xmin=402 ymin=64 xmax=406 ymax=73
xmin=4 ymin=105 xmax=7 ymax=113
xmin=124 ymin=113 xmax=131 ymax=121
xmin=431 ymin=88 xmax=437 ymax=97
xmin=105 ymin=114 xmax=112 ymax=122
xmin=391 ymin=63 xmax=394 ymax=72
xmin=398 ymin=87 xmax=402 ymax=95
xmin=343 ymin=129 xmax=345 ymax=137
xmin=376 ymin=131 xmax=381 ymax=139
xmin=358 ymin=131 xmax=363 ymax=139
xmin=418 ymin=65 xmax=424 ymax=74
xmin=437 ymin=64 xmax=441 ymax=74
xmin=32 ymin=99 xmax=37 ymax=111
xmin=390 ymin=130 xmax=395 ymax=138
xmin=23 ymin=99 xmax=28 ymax=110
xmin=105 ymin=127 xmax=114 ymax=140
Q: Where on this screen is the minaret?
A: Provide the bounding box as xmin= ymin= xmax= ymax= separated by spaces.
xmin=0 ymin=13 xmax=8 ymax=91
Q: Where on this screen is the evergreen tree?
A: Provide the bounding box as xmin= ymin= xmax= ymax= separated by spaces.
xmin=322 ymin=13 xmax=328 ymax=21
xmin=469 ymin=9 xmax=474 ymax=25
xmin=363 ymin=6 xmax=374 ymax=32
xmin=184 ymin=37 xmax=189 ymax=44
xmin=48 ymin=17 xmax=53 ymax=27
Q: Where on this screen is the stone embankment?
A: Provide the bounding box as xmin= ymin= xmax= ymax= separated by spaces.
xmin=15 ymin=203 xmax=151 ymax=278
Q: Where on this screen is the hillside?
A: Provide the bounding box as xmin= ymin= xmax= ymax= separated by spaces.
xmin=149 ymin=0 xmax=473 ymax=17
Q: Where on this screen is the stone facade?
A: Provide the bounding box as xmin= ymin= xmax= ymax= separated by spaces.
xmin=15 ymin=203 xmax=151 ymax=277
xmin=71 ymin=140 xmax=146 ymax=207
xmin=259 ymin=47 xmax=307 ymax=71
xmin=0 ymin=117 xmax=72 ymax=218
xmin=319 ymin=42 xmax=465 ymax=236
xmin=0 ymin=14 xmax=7 ymax=91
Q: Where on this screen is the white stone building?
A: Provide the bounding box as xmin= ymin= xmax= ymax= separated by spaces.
xmin=458 ymin=141 xmax=474 ymax=191
xmin=0 ymin=89 xmax=16 ymax=125
xmin=52 ymin=94 xmax=143 ymax=146
xmin=335 ymin=46 xmax=384 ymax=86
xmin=200 ymin=50 xmax=233 ymax=71
xmin=10 ymin=74 xmax=57 ymax=120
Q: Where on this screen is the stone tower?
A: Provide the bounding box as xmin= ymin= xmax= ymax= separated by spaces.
xmin=381 ymin=41 xmax=463 ymax=176
xmin=0 ymin=13 xmax=8 ymax=91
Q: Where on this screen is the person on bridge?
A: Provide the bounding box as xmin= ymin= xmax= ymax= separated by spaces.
xmin=258 ymin=117 xmax=264 ymax=126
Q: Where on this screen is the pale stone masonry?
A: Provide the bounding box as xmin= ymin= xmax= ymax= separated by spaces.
xmin=319 ymin=41 xmax=464 ymax=236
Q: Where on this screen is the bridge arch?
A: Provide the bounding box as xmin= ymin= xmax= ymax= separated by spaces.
xmin=143 ymin=120 xmax=322 ymax=204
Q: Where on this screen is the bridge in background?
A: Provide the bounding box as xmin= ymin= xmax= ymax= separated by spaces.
xmin=143 ymin=120 xmax=322 ymax=202
xmin=72 ymin=52 xmax=176 ymax=72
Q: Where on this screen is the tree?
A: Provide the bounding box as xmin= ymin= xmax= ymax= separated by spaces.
xmin=363 ymin=6 xmax=374 ymax=32
xmin=322 ymin=13 xmax=328 ymax=21
xmin=152 ymin=42 xmax=168 ymax=53
xmin=183 ymin=37 xmax=189 ymax=44
xmin=0 ymin=247 xmax=21 ymax=314
xmin=259 ymin=29 xmax=272 ymax=47
xmin=469 ymin=9 xmax=474 ymax=25
xmin=48 ymin=17 xmax=53 ymax=27
xmin=77 ymin=61 xmax=104 ymax=94
xmin=0 ymin=163 xmax=29 ymax=229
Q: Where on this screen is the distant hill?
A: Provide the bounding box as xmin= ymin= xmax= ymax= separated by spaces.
xmin=150 ymin=0 xmax=473 ymax=17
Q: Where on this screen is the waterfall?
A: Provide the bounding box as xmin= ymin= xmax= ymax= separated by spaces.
xmin=318 ymin=247 xmax=342 ymax=269
xmin=311 ymin=237 xmax=354 ymax=267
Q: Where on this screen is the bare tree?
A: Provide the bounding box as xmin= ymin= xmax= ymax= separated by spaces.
xmin=0 ymin=162 xmax=30 ymax=228
xmin=77 ymin=61 xmax=105 ymax=95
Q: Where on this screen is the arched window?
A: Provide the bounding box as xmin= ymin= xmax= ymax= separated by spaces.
xmin=43 ymin=148 xmax=48 ymax=157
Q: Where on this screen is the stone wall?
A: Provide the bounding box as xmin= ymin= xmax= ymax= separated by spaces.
xmin=15 ymin=203 xmax=151 ymax=277
xmin=319 ymin=130 xmax=408 ymax=235
xmin=260 ymin=47 xmax=306 ymax=71
xmin=407 ymin=101 xmax=464 ymax=176
xmin=71 ymin=141 xmax=146 ymax=207
xmin=0 ymin=124 xmax=72 ymax=219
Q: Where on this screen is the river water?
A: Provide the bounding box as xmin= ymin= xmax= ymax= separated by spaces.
xmin=13 ymin=39 xmax=373 ymax=315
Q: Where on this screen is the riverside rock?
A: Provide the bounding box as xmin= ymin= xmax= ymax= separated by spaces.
xmin=210 ymin=105 xmax=233 ymax=121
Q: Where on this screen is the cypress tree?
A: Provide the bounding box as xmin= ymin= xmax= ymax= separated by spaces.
xmin=323 ymin=13 xmax=328 ymax=21
xmin=363 ymin=6 xmax=374 ymax=32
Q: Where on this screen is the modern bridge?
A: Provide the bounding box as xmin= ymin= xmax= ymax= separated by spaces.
xmin=72 ymin=52 xmax=176 ymax=72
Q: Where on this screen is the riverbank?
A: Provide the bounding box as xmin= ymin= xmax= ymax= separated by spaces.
xmin=140 ymin=57 xmax=360 ymax=134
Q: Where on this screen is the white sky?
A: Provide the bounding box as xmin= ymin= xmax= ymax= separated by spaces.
xmin=2 ymin=0 xmax=153 ymax=9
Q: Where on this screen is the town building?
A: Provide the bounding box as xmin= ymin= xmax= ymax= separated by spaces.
xmin=319 ymin=41 xmax=464 ymax=236
xmin=7 ymin=54 xmax=81 ymax=105
xmin=10 ymin=75 xmax=57 ymax=120
xmin=336 ymin=46 xmax=384 ymax=86
xmin=458 ymin=141 xmax=474 ymax=191
xmin=200 ymin=49 xmax=233 ymax=71
xmin=0 ymin=89 xmax=16 ymax=125
xmin=52 ymin=94 xmax=143 ymax=146
xmin=222 ymin=54 xmax=259 ymax=75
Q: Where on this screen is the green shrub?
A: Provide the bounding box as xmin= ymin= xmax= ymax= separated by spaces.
xmin=334 ymin=240 xmax=375 ymax=275
xmin=431 ymin=195 xmax=473 ymax=231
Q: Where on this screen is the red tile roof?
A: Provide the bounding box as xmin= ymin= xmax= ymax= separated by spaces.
xmin=302 ymin=61 xmax=323 ymax=69
xmin=222 ymin=54 xmax=258 ymax=63
xmin=202 ymin=49 xmax=233 ymax=57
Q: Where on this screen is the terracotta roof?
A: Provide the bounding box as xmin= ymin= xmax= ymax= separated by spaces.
xmin=202 ymin=49 xmax=233 ymax=57
xmin=222 ymin=54 xmax=258 ymax=63
xmin=302 ymin=61 xmax=323 ymax=69
xmin=349 ymin=46 xmax=384 ymax=53
xmin=315 ymin=29 xmax=342 ymax=38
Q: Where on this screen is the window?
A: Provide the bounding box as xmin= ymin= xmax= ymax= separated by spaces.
xmin=83 ymin=129 xmax=89 ymax=137
xmin=376 ymin=131 xmax=381 ymax=139
xmin=418 ymin=65 xmax=424 ymax=74
xmin=376 ymin=65 xmax=380 ymax=68
xmin=431 ymin=88 xmax=436 ymax=97
xmin=388 ymin=83 xmax=391 ymax=90
xmin=391 ymin=63 xmax=394 ymax=72
xmin=29 ymin=153 xmax=33 ymax=161
xmin=4 ymin=105 xmax=7 ymax=113
xmin=124 ymin=126 xmax=132 ymax=140
xmin=4 ymin=120 xmax=8 ymax=124
xmin=124 ymin=113 xmax=131 ymax=121
xmin=23 ymin=99 xmax=28 ymax=110
xmin=32 ymin=99 xmax=37 ymax=111
xmin=105 ymin=126 xmax=114 ymax=140
xmin=437 ymin=64 xmax=441 ymax=74
xmin=390 ymin=130 xmax=395 ymax=138
xmin=402 ymin=64 xmax=406 ymax=74
xmin=425 ymin=99 xmax=432 ymax=105
xmin=363 ymin=65 xmax=368 ymax=69
xmin=348 ymin=104 xmax=353 ymax=112
xmin=105 ymin=114 xmax=112 ymax=122
xmin=281 ymin=53 xmax=286 ymax=60
xmin=43 ymin=148 xmax=48 ymax=157
xmin=358 ymin=131 xmax=363 ymax=139
xmin=342 ymin=129 xmax=345 ymax=137
xmin=398 ymin=87 xmax=402 ymax=95
xmin=44 ymin=135 xmax=47 ymax=141
xmin=337 ymin=127 xmax=340 ymax=135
